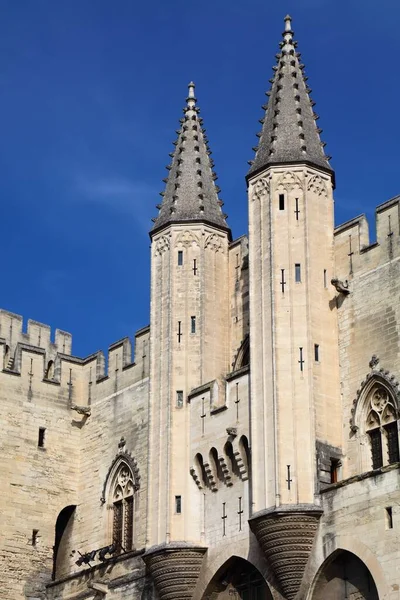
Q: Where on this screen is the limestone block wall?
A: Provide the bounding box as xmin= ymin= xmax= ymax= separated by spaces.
xmin=47 ymin=552 xmax=154 ymax=599
xmin=303 ymin=467 xmax=400 ymax=599
xmin=228 ymin=236 xmax=249 ymax=370
xmin=188 ymin=371 xmax=250 ymax=548
xmin=334 ymin=196 xmax=400 ymax=478
xmin=0 ymin=309 xmax=151 ymax=600
xmin=0 ymin=355 xmax=80 ymax=599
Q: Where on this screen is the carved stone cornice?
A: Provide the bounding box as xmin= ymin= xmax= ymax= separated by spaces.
xmin=143 ymin=543 xmax=207 ymax=600
xmin=249 ymin=505 xmax=322 ymax=600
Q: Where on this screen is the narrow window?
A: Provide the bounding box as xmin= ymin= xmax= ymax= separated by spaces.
xmin=38 ymin=427 xmax=46 ymax=448
xmin=32 ymin=529 xmax=39 ymax=546
xmin=191 ymin=316 xmax=196 ymax=334
xmin=295 ymin=264 xmax=301 ymax=283
xmin=323 ymin=269 xmax=327 ymax=288
xmin=385 ymin=507 xmax=393 ymax=530
xmin=279 ymin=194 xmax=285 ymax=210
xmin=175 ymin=495 xmax=182 ymax=514
xmin=330 ymin=459 xmax=340 ymax=483
xmin=193 ymin=259 xmax=197 ymax=275
xmin=178 ymin=250 xmax=183 ymax=266
xmin=385 ymin=422 xmax=400 ymax=464
xmin=113 ymin=501 xmax=123 ymax=549
xmin=314 ymin=344 xmax=320 ymax=362
xmin=176 ymin=390 xmax=183 ymax=408
xmin=124 ymin=496 xmax=134 ymax=550
xmin=369 ymin=429 xmax=383 ymax=469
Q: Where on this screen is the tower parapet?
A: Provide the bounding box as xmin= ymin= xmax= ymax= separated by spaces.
xmin=334 ymin=195 xmax=400 ymax=279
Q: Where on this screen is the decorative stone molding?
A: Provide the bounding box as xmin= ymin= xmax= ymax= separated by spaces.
xmin=154 ymin=235 xmax=170 ymax=255
xmin=203 ymin=461 xmax=217 ymax=492
xmin=233 ymin=448 xmax=248 ymax=481
xmin=190 ymin=466 xmax=202 ymax=489
xmin=251 ymin=177 xmax=270 ymax=201
xmin=350 ymin=364 xmax=400 ymax=434
xmin=175 ymin=230 xmax=200 ymax=248
xmin=218 ymin=456 xmax=233 ymax=487
xmin=307 ymin=173 xmax=328 ymax=197
xmin=249 ymin=505 xmax=322 ymax=600
xmin=101 ymin=450 xmax=141 ymax=504
xmin=204 ymin=233 xmax=222 ymax=252
xmin=276 ymin=171 xmax=303 ymax=192
xmin=143 ymin=543 xmax=207 ymax=600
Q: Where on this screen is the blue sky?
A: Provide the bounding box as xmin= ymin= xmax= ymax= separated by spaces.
xmin=1 ymin=0 xmax=399 ymax=358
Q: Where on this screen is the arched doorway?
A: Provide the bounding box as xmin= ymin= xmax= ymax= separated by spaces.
xmin=202 ymin=556 xmax=272 ymax=599
xmin=311 ymin=550 xmax=379 ymax=600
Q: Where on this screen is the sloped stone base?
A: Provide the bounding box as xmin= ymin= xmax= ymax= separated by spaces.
xmin=143 ymin=543 xmax=207 ymax=600
xmin=249 ymin=505 xmax=322 ymax=600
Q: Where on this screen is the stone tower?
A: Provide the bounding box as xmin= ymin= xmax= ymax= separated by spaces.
xmin=247 ymin=16 xmax=342 ymax=599
xmin=145 ymin=84 xmax=231 ymax=598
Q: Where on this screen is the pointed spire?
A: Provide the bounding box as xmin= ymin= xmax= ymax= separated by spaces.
xmin=247 ymin=15 xmax=334 ymax=182
xmin=151 ymin=82 xmax=230 ymax=236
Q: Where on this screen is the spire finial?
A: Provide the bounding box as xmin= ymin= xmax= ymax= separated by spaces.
xmin=187 ymin=81 xmax=196 ymax=109
xmin=284 ymin=14 xmax=292 ymax=31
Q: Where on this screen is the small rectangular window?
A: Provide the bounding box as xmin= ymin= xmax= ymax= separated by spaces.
xmin=324 ymin=269 xmax=327 ymax=288
xmin=279 ymin=194 xmax=285 ymax=210
xmin=191 ymin=316 xmax=196 ymax=334
xmin=314 ymin=344 xmax=320 ymax=362
xmin=178 ymin=251 xmax=183 ymax=266
xmin=385 ymin=507 xmax=393 ymax=529
xmin=32 ymin=529 xmax=39 ymax=546
xmin=176 ymin=390 xmax=183 ymax=408
xmin=295 ymin=264 xmax=301 ymax=283
xmin=330 ymin=459 xmax=340 ymax=483
xmin=38 ymin=427 xmax=46 ymax=448
xmin=175 ymin=495 xmax=182 ymax=514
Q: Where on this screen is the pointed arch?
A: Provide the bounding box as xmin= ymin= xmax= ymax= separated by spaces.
xmin=350 ymin=368 xmax=400 ymax=471
xmin=232 ymin=335 xmax=250 ymax=372
xmin=310 ymin=549 xmax=379 ymax=600
xmin=200 ymin=555 xmax=273 ymax=599
xmin=102 ymin=452 xmax=140 ymax=553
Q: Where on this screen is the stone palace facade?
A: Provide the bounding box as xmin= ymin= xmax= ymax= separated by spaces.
xmin=1 ymin=15 xmax=399 ymax=600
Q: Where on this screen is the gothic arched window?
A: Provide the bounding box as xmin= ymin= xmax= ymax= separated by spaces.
xmin=365 ymin=385 xmax=399 ymax=470
xmin=111 ymin=463 xmax=135 ymax=551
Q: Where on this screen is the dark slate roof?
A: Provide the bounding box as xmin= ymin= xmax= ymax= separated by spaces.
xmin=247 ymin=15 xmax=334 ymax=181
xmin=151 ymin=83 xmax=230 ymax=236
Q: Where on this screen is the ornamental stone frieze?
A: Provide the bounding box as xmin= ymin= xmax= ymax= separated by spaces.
xmin=249 ymin=505 xmax=322 ymax=600
xmin=143 ymin=543 xmax=207 ymax=600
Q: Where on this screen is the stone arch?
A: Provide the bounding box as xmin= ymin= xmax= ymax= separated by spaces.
xmin=350 ymin=368 xmax=400 ymax=472
xmin=209 ymin=447 xmax=224 ymax=484
xmin=52 ymin=505 xmax=76 ymax=580
xmin=232 ymin=335 xmax=250 ymax=372
xmin=200 ymin=555 xmax=273 ymax=599
xmin=238 ymin=435 xmax=251 ymax=478
xmin=224 ymin=441 xmax=241 ymax=478
xmin=309 ymin=549 xmax=379 ymax=600
xmin=351 ymin=369 xmax=400 ymax=435
xmin=101 ymin=451 xmax=140 ymax=503
xmin=45 ymin=359 xmax=55 ymax=379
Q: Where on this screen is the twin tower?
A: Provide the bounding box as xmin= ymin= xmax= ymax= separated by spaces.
xmin=146 ymin=15 xmax=341 ymax=599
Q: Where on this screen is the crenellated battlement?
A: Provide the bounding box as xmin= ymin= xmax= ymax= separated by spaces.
xmin=0 ymin=307 xmax=150 ymax=408
xmin=334 ymin=195 xmax=400 ymax=278
xmin=0 ymin=309 xmax=72 ymax=371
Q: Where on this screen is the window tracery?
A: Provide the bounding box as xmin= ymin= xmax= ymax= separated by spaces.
xmin=365 ymin=385 xmax=399 ymax=469
xmin=111 ymin=462 xmax=135 ymax=551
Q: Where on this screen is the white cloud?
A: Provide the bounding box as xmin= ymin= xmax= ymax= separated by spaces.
xmin=73 ymin=175 xmax=156 ymax=229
